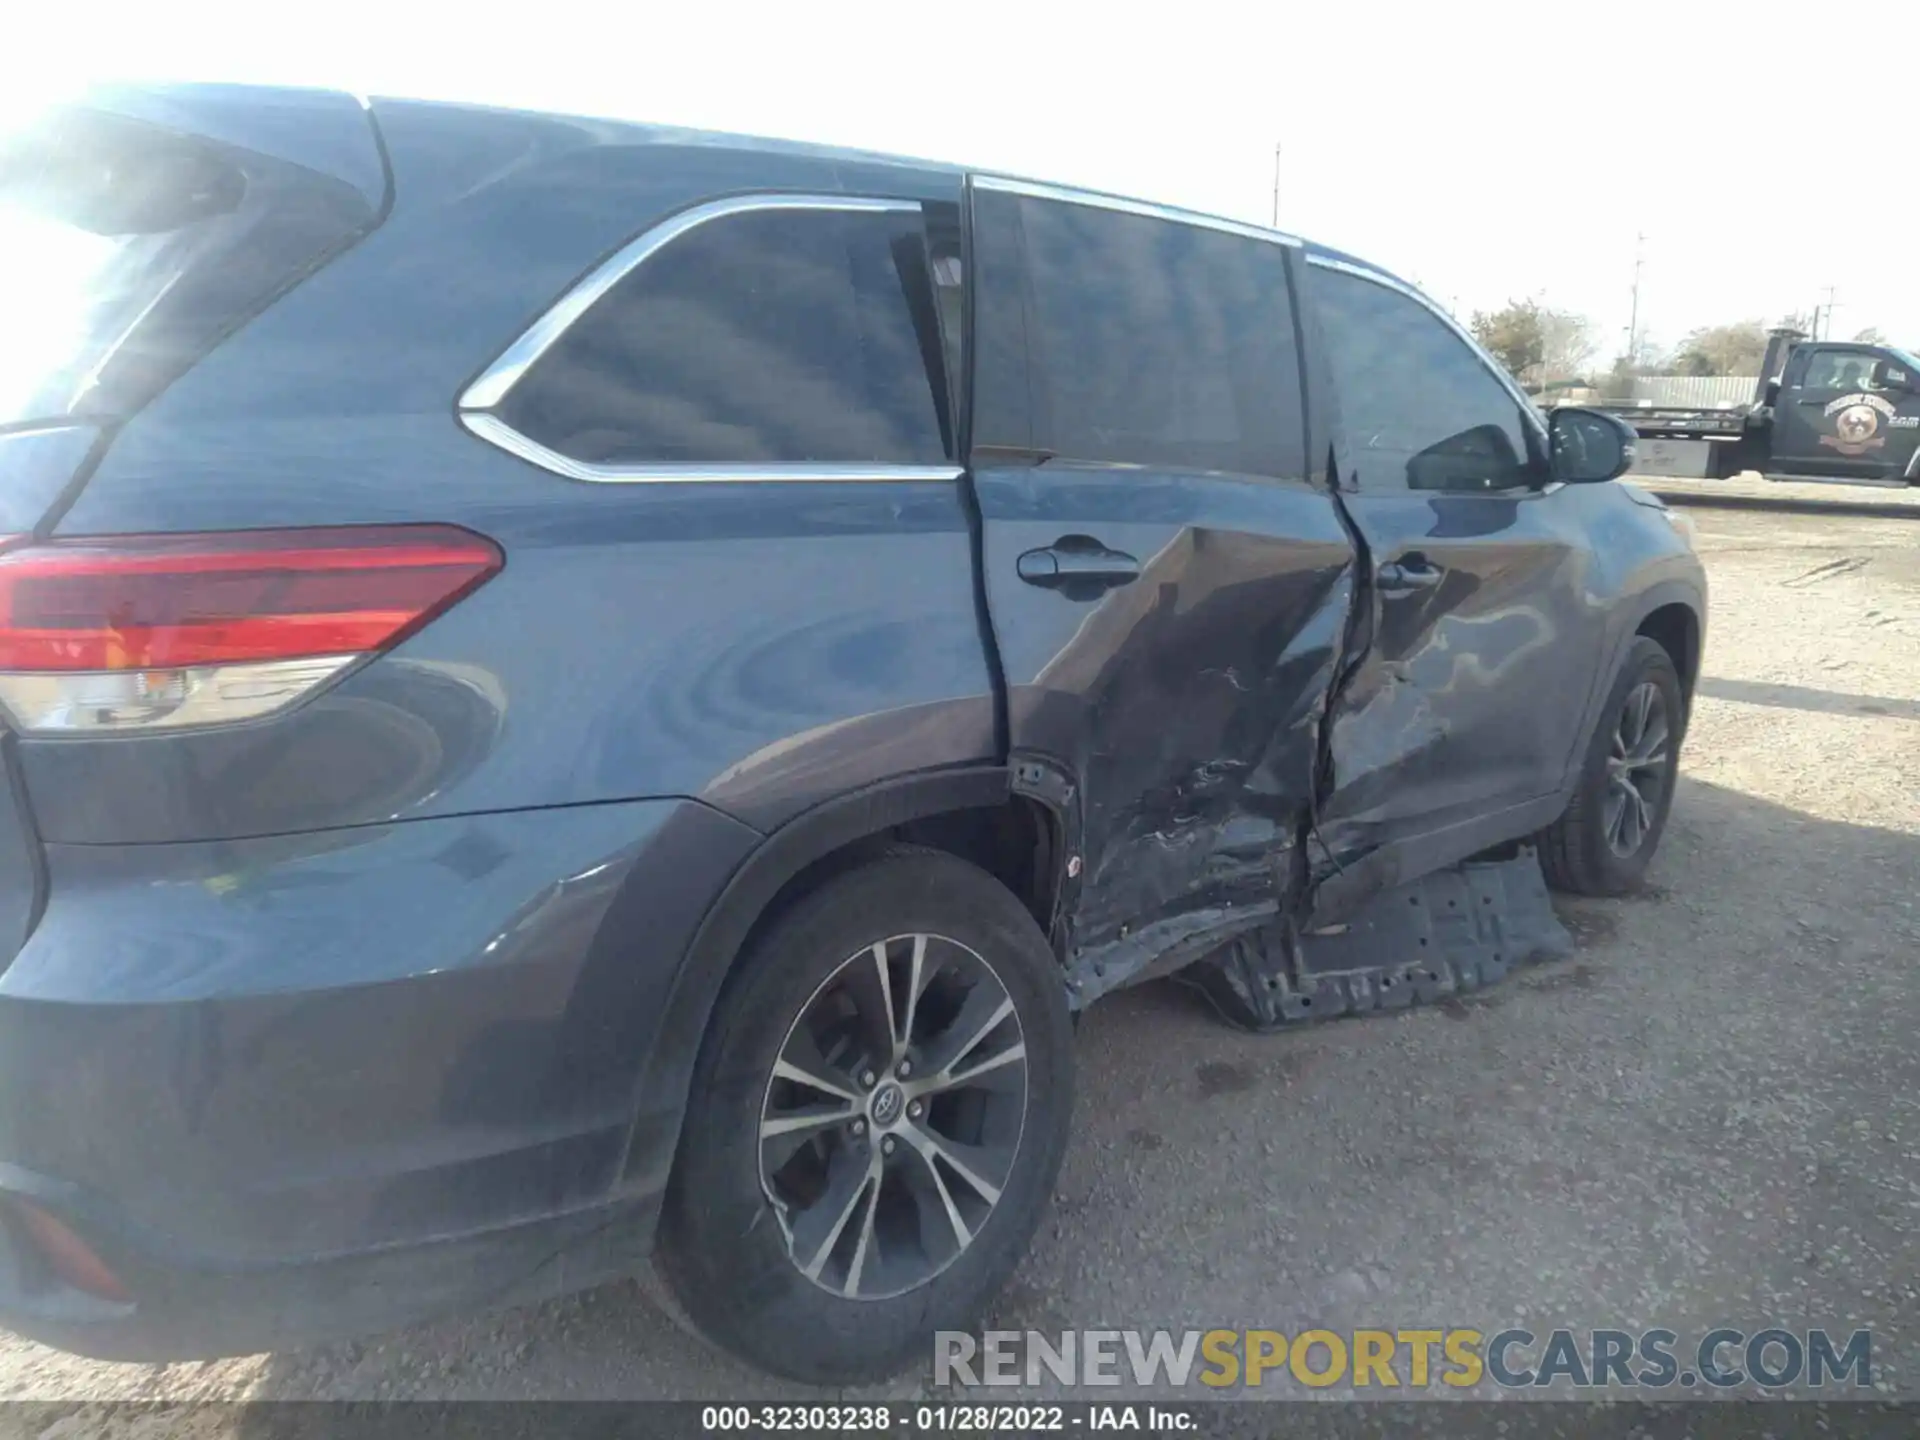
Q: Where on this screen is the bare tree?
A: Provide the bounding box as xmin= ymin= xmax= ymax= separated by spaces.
xmin=1540 ymin=311 xmax=1597 ymax=381
xmin=1601 ymin=335 xmax=1664 ymax=399
xmin=1852 ymin=326 xmax=1889 ymax=345
xmin=1666 ymin=321 xmax=1769 ymax=377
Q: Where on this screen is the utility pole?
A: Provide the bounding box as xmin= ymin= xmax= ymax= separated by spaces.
xmin=1815 ymin=285 xmax=1837 ymax=341
xmin=1625 ymin=232 xmax=1647 ymax=366
xmin=1271 ymin=142 xmax=1282 ymax=228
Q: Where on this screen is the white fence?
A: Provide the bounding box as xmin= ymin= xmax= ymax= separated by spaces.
xmin=1627 ymin=375 xmax=1758 ymax=409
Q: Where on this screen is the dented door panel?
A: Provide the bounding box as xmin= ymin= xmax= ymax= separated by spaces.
xmin=1318 ymin=488 xmax=1601 ymax=858
xmin=1299 ymin=255 xmax=1617 ymax=908
xmin=977 ymin=463 xmax=1356 ymax=999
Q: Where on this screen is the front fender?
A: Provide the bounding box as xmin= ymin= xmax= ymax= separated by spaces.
xmin=1572 ymin=567 xmax=1707 ymax=782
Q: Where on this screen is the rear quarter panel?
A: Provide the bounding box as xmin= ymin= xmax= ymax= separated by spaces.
xmin=31 ymin=108 xmax=995 ymax=843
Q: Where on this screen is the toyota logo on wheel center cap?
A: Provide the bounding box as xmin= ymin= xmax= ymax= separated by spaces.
xmin=869 ymin=1082 xmax=905 ymax=1127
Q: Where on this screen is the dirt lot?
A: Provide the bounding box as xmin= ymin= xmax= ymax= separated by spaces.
xmin=3 ymin=482 xmax=1918 ymax=1407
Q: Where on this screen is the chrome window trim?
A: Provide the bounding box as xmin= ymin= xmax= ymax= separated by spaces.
xmin=460 ymin=181 xmax=1321 ymax=487
xmin=1305 ymin=254 xmax=1548 ymax=438
xmin=460 ymin=193 xmax=922 ymax=412
xmin=458 ymin=192 xmax=953 ymax=484
xmin=973 ymin=174 xmax=1303 ymax=249
xmin=459 ymin=412 xmax=962 ymax=486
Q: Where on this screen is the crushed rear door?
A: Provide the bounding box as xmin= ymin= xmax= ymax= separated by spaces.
xmin=964 ymin=181 xmax=1357 ymax=1002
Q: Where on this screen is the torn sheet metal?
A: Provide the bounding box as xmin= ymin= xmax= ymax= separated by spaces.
xmin=1055 ymin=555 xmax=1353 ymax=1006
xmin=1185 ymin=846 xmax=1573 ymax=1031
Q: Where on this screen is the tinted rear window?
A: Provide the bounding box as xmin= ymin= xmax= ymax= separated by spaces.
xmin=0 ymin=105 xmax=380 ymax=428
xmin=497 ymin=206 xmax=948 ymax=467
xmin=1003 ymin=195 xmax=1304 ymax=479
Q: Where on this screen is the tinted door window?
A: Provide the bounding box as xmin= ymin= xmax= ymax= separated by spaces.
xmin=1009 ymin=196 xmax=1302 ymax=479
xmin=498 ymin=207 xmax=946 ymax=466
xmin=969 ymin=187 xmax=1035 ymax=455
xmin=1311 ymin=266 xmax=1536 ymax=493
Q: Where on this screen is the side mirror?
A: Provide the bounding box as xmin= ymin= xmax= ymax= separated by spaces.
xmin=1870 ymin=359 xmax=1915 ymax=392
xmin=1549 ymin=407 xmax=1637 ymax=484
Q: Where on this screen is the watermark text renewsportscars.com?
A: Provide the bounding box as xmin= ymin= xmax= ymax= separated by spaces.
xmin=935 ymin=1327 xmax=1873 ymax=1391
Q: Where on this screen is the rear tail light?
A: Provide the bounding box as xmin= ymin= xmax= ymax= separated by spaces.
xmin=0 ymin=526 xmax=502 ymax=734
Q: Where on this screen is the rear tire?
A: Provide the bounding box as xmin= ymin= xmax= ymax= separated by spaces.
xmin=1540 ymin=636 xmax=1684 ymax=896
xmin=657 ymin=848 xmax=1074 ymax=1385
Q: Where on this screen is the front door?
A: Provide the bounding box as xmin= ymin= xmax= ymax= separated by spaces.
xmin=964 ymin=180 xmax=1355 ymax=995
xmin=1299 ymin=260 xmax=1609 ymax=915
xmin=1771 ymin=345 xmax=1913 ymax=480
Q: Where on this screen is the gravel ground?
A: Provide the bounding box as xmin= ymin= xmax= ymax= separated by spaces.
xmin=2 ymin=487 xmax=1917 ymax=1410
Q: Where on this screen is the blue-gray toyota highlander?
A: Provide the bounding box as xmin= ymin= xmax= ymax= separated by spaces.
xmin=0 ymin=83 xmax=1705 ymax=1383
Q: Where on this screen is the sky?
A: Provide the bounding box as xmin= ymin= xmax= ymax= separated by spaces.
xmin=3 ymin=0 xmax=1917 ymax=370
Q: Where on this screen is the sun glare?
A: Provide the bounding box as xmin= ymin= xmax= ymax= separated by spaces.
xmin=0 ymin=202 xmax=116 ymax=422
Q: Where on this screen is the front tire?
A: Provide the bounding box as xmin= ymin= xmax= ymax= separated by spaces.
xmin=1540 ymin=635 xmax=1685 ymax=895
xmin=657 ymin=848 xmax=1074 ymax=1385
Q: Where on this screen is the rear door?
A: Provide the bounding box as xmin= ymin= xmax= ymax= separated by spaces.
xmin=1301 ymin=259 xmax=1607 ymax=911
xmin=965 ymin=180 xmax=1356 ymax=992
xmin=1771 ymin=345 xmax=1909 ymax=480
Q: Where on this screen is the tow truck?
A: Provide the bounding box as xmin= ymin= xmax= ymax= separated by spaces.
xmin=1598 ymin=328 xmax=1920 ymax=487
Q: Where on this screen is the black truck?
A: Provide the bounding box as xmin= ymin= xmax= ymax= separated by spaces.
xmin=1600 ymin=328 xmax=1920 ymax=487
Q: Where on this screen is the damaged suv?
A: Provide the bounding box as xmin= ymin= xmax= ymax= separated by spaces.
xmin=0 ymin=86 xmax=1704 ymax=1383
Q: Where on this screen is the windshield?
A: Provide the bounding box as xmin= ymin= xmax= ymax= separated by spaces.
xmin=0 ymin=103 xmax=379 ymax=429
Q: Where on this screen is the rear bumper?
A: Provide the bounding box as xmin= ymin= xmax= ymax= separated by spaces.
xmin=0 ymin=1189 xmax=661 ymax=1361
xmin=0 ymin=797 xmax=757 ymax=1357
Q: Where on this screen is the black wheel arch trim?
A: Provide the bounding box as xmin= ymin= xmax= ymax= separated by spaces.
xmin=613 ymin=764 xmax=1014 ymax=1202
xmin=1609 ymin=577 xmax=1704 ymax=704
xmin=1569 ymin=578 xmax=1705 ymax=791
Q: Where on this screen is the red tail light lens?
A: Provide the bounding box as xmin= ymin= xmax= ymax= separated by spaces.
xmin=0 ymin=526 xmax=502 ymax=734
xmin=0 ymin=526 xmax=502 ymax=670
xmin=11 ymin=1200 xmax=131 ymax=1302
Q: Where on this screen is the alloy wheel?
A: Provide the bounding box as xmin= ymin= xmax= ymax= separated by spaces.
xmin=1605 ymin=680 xmax=1671 ymax=858
xmin=758 ymin=933 xmax=1028 ymax=1300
